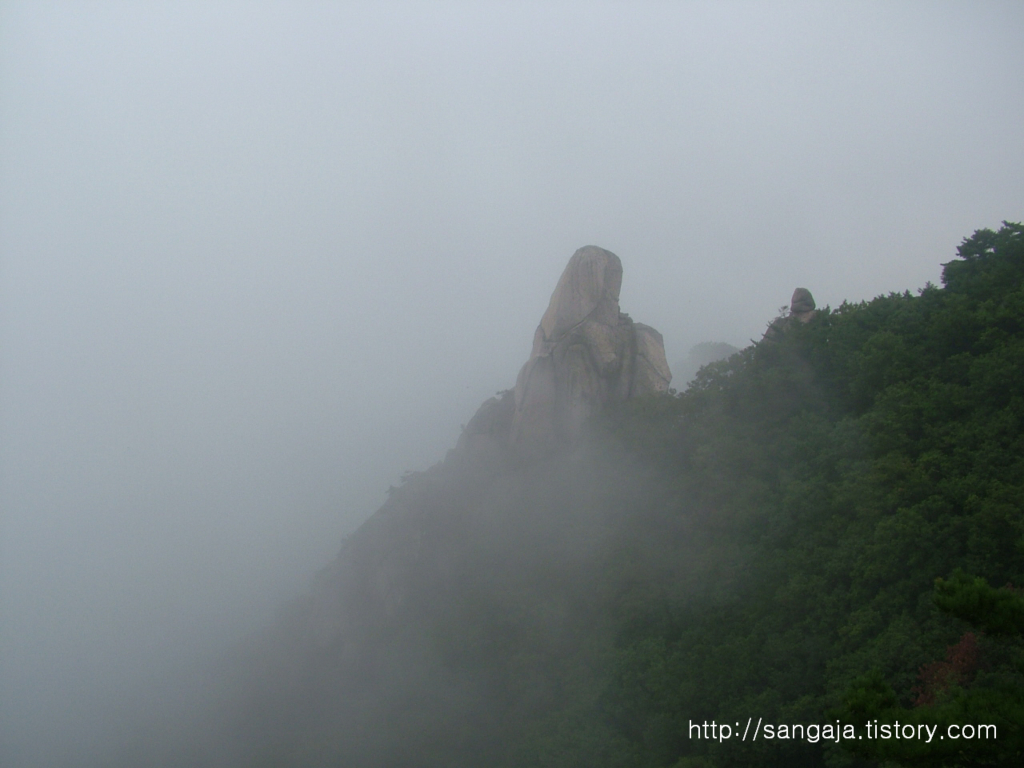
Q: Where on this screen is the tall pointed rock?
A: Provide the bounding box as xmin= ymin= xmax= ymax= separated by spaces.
xmin=509 ymin=246 xmax=671 ymax=451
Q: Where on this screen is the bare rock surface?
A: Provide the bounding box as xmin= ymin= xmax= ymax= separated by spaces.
xmin=508 ymin=246 xmax=671 ymax=452
xmin=790 ymin=287 xmax=817 ymax=322
xmin=764 ymin=287 xmax=818 ymax=340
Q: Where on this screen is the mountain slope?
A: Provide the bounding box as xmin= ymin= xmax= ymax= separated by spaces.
xmin=118 ymin=224 xmax=1023 ymax=768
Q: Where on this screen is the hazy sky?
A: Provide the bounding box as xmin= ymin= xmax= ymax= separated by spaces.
xmin=2 ymin=1 xmax=1022 ymax=763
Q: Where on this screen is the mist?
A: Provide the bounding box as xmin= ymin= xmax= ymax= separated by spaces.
xmin=2 ymin=2 xmax=1023 ymax=765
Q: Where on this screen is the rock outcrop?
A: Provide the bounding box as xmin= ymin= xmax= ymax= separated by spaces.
xmin=789 ymin=287 xmax=817 ymax=323
xmin=456 ymin=246 xmax=670 ymax=456
xmin=764 ymin=287 xmax=817 ymax=341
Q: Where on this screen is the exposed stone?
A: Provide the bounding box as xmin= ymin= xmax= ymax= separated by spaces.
xmin=634 ymin=323 xmax=673 ymax=394
xmin=763 ymin=287 xmax=818 ymax=340
xmin=508 ymin=246 xmax=671 ymax=452
xmin=447 ymin=246 xmax=671 ymax=458
xmin=537 ymin=246 xmax=623 ymax=340
xmin=790 ymin=287 xmax=816 ymax=322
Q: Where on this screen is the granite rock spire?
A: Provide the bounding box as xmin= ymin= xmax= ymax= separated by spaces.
xmin=456 ymin=246 xmax=671 ymax=458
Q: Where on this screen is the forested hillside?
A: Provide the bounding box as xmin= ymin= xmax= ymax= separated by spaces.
xmin=593 ymin=222 xmax=1024 ymax=767
xmin=128 ymin=225 xmax=1023 ymax=768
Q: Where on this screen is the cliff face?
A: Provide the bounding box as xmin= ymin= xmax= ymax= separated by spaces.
xmin=510 ymin=245 xmax=672 ymax=451
xmin=459 ymin=246 xmax=671 ymax=456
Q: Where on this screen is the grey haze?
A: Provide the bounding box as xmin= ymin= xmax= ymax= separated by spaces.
xmin=1 ymin=2 xmax=1022 ymax=764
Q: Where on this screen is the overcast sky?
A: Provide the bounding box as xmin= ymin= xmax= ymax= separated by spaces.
xmin=2 ymin=1 xmax=1022 ymax=764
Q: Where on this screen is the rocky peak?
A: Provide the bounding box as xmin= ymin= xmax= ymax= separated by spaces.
xmin=790 ymin=287 xmax=816 ymax=322
xmin=509 ymin=246 xmax=671 ymax=452
xmin=763 ymin=287 xmax=818 ymax=341
xmin=455 ymin=246 xmax=671 ymax=458
xmin=537 ymin=246 xmax=623 ymax=341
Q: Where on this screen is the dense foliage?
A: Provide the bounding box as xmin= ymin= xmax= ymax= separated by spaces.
xmin=581 ymin=222 xmax=1024 ymax=767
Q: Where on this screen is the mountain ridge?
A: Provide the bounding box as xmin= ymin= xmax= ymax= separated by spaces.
xmin=115 ymin=225 xmax=1024 ymax=768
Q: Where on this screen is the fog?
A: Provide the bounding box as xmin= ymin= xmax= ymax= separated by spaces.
xmin=1 ymin=1 xmax=1022 ymax=764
